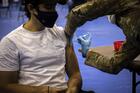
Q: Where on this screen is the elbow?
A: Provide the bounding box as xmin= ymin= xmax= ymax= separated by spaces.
xmin=109 ymin=70 xmax=121 ymax=75
xmin=108 ymin=66 xmax=122 ymax=75
xmin=75 ymin=72 xmax=83 ymax=84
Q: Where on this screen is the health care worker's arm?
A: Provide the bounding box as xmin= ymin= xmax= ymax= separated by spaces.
xmin=78 ymin=34 xmax=140 ymax=74
xmin=85 ymin=44 xmax=140 ymax=74
xmin=65 ymin=42 xmax=82 ymax=93
xmin=65 ymin=0 xmax=138 ymax=36
xmin=77 ymin=37 xmax=140 ymax=74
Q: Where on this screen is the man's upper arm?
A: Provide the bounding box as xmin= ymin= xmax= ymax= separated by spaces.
xmin=65 ymin=43 xmax=80 ymax=77
xmin=65 ymin=41 xmax=82 ymax=93
xmin=0 ymin=38 xmax=19 ymax=85
xmin=0 ymin=38 xmax=19 ymax=71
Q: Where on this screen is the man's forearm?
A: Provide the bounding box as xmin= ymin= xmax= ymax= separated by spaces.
xmin=0 ymin=84 xmax=49 ymax=93
xmin=65 ymin=44 xmax=82 ymax=93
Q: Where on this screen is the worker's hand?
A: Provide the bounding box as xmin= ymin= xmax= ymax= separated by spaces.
xmin=77 ymin=33 xmax=92 ymax=57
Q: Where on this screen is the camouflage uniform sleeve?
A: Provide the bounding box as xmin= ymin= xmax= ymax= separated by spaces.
xmin=65 ymin=0 xmax=139 ymax=36
xmin=85 ymin=41 xmax=140 ymax=74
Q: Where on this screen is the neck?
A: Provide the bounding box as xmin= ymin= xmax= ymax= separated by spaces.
xmin=23 ymin=16 xmax=45 ymax=32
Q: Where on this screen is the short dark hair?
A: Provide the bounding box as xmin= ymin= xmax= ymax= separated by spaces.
xmin=23 ymin=0 xmax=68 ymax=18
xmin=23 ymin=0 xmax=42 ymax=18
xmin=58 ymin=0 xmax=68 ymax=5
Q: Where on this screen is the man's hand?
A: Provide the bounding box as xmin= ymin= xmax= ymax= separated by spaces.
xmin=77 ymin=33 xmax=92 ymax=57
xmin=49 ymin=87 xmax=67 ymax=93
xmin=66 ymin=88 xmax=78 ymax=93
xmin=66 ymin=89 xmax=95 ymax=93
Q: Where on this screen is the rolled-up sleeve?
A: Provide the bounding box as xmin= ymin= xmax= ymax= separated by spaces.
xmin=0 ymin=38 xmax=19 ymax=71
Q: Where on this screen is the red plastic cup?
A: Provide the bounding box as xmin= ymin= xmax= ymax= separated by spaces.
xmin=113 ymin=41 xmax=124 ymax=52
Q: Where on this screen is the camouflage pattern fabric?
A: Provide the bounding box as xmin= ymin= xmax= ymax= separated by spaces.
xmin=65 ymin=0 xmax=140 ymax=74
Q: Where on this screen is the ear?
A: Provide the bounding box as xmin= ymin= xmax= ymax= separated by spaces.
xmin=27 ymin=4 xmax=38 ymax=15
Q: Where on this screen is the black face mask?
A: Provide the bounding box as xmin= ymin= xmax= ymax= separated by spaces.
xmin=35 ymin=10 xmax=58 ymax=28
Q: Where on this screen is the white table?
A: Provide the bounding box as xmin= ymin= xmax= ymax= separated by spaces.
xmin=93 ymin=45 xmax=140 ymax=93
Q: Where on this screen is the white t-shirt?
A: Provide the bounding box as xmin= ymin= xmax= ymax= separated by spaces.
xmin=0 ymin=25 xmax=67 ymax=88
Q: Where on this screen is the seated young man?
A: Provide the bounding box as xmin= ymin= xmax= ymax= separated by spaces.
xmin=0 ymin=0 xmax=82 ymax=93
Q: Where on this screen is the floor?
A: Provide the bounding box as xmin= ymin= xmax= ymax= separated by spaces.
xmin=0 ymin=3 xmax=140 ymax=93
